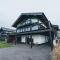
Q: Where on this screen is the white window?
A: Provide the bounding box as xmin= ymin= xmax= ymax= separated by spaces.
xmin=25 ymin=21 xmax=27 ymax=24
xmin=17 ymin=29 xmax=20 ymax=33
xmin=20 ymin=28 xmax=22 ymax=32
xmin=31 ymin=18 xmax=38 ymax=23
xmin=27 ymin=19 xmax=30 ymax=23
xmin=27 ymin=27 xmax=30 ymax=31
xmin=22 ymin=28 xmax=23 ymax=32
xmin=39 ymin=20 xmax=41 ymax=23
xmin=22 ymin=22 xmax=26 ymax=25
xmin=25 ymin=28 xmax=28 ymax=31
xmin=17 ymin=23 xmax=23 ymax=27
xmin=25 ymin=19 xmax=30 ymax=24
xmin=28 ymin=27 xmax=30 ymax=31
xmin=25 ymin=27 xmax=30 ymax=31
xmin=32 ymin=25 xmax=38 ymax=30
xmin=22 ymin=28 xmax=25 ymax=32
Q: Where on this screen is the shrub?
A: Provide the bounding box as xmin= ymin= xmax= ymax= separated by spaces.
xmin=0 ymin=38 xmax=5 ymax=41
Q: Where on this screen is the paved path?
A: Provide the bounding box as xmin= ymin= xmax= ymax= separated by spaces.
xmin=0 ymin=44 xmax=51 ymax=60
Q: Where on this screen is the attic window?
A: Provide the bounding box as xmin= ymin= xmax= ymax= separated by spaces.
xmin=17 ymin=23 xmax=21 ymax=27
xmin=17 ymin=29 xmax=20 ymax=33
xmin=39 ymin=20 xmax=41 ymax=23
xmin=32 ymin=25 xmax=38 ymax=30
xmin=25 ymin=19 xmax=30 ymax=24
xmin=31 ymin=18 xmax=38 ymax=23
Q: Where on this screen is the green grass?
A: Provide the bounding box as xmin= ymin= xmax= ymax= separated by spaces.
xmin=0 ymin=41 xmax=12 ymax=48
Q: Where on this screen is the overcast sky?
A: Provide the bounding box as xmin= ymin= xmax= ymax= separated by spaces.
xmin=0 ymin=0 xmax=60 ymax=29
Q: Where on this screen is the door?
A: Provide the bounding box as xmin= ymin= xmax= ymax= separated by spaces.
xmin=17 ymin=36 xmax=21 ymax=43
xmin=25 ymin=35 xmax=31 ymax=44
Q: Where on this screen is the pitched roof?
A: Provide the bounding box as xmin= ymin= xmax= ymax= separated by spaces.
xmin=12 ymin=12 xmax=50 ymax=27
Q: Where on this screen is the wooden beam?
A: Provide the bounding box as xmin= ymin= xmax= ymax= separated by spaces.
xmin=17 ymin=29 xmax=53 ymax=35
xmin=48 ymin=21 xmax=53 ymax=50
xmin=15 ymin=29 xmax=17 ymax=45
xmin=30 ymin=18 xmax=33 ymax=48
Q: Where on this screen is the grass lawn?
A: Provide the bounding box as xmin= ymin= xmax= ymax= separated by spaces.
xmin=0 ymin=41 xmax=12 ymax=48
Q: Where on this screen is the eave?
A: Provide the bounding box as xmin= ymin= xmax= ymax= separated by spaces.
xmin=12 ymin=12 xmax=50 ymax=28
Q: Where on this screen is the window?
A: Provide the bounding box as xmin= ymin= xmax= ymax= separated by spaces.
xmin=20 ymin=28 xmax=22 ymax=32
xmin=27 ymin=27 xmax=30 ymax=31
xmin=22 ymin=22 xmax=26 ymax=25
xmin=17 ymin=29 xmax=20 ymax=33
xmin=17 ymin=28 xmax=23 ymax=33
xmin=17 ymin=21 xmax=26 ymax=27
xmin=28 ymin=27 xmax=30 ymax=31
xmin=25 ymin=27 xmax=30 ymax=31
xmin=25 ymin=21 xmax=27 ymax=24
xmin=17 ymin=23 xmax=21 ymax=27
xmin=39 ymin=20 xmax=41 ymax=23
xmin=22 ymin=28 xmax=23 ymax=32
xmin=31 ymin=18 xmax=38 ymax=23
xmin=32 ymin=25 xmax=38 ymax=30
xmin=25 ymin=19 xmax=30 ymax=24
xmin=22 ymin=28 xmax=25 ymax=32
xmin=27 ymin=19 xmax=30 ymax=24
xmin=25 ymin=27 xmax=28 ymax=31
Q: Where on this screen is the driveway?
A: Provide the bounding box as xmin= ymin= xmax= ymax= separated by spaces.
xmin=0 ymin=44 xmax=51 ymax=60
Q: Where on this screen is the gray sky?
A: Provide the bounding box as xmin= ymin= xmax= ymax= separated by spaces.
xmin=0 ymin=0 xmax=60 ymax=29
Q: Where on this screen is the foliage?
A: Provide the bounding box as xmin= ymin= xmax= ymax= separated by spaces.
xmin=0 ymin=38 xmax=5 ymax=41
xmin=0 ymin=41 xmax=12 ymax=48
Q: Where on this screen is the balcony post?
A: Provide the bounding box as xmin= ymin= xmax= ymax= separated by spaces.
xmin=48 ymin=21 xmax=53 ymax=50
xmin=30 ymin=18 xmax=33 ymax=48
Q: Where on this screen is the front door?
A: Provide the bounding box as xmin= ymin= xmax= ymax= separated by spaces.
xmin=17 ymin=36 xmax=21 ymax=43
xmin=26 ymin=35 xmax=31 ymax=44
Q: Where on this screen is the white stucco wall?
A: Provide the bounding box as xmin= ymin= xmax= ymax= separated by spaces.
xmin=21 ymin=35 xmax=25 ymax=43
xmin=21 ymin=35 xmax=48 ymax=44
xmin=32 ymin=35 xmax=48 ymax=44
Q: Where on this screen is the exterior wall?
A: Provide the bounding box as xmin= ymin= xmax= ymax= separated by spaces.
xmin=21 ymin=35 xmax=48 ymax=44
xmin=7 ymin=35 xmax=16 ymax=43
xmin=17 ymin=18 xmax=47 ymax=34
xmin=21 ymin=35 xmax=26 ymax=43
xmin=32 ymin=35 xmax=48 ymax=44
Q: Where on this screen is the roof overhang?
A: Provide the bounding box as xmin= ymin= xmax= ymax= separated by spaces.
xmin=12 ymin=12 xmax=50 ymax=28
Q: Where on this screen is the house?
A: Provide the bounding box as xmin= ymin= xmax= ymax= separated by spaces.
xmin=57 ymin=29 xmax=60 ymax=38
xmin=12 ymin=12 xmax=59 ymax=49
xmin=7 ymin=33 xmax=16 ymax=43
xmin=0 ymin=27 xmax=16 ymax=42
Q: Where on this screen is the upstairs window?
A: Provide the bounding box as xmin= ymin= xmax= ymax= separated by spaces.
xmin=20 ymin=28 xmax=23 ymax=32
xmin=38 ymin=20 xmax=41 ymax=23
xmin=22 ymin=22 xmax=26 ymax=25
xmin=27 ymin=27 xmax=30 ymax=31
xmin=25 ymin=27 xmax=28 ymax=31
xmin=17 ymin=23 xmax=21 ymax=27
xmin=25 ymin=19 xmax=31 ymax=24
xmin=17 ymin=29 xmax=20 ymax=33
xmin=22 ymin=28 xmax=25 ymax=32
xmin=32 ymin=25 xmax=38 ymax=30
xmin=25 ymin=27 xmax=30 ymax=31
xmin=31 ymin=18 xmax=38 ymax=23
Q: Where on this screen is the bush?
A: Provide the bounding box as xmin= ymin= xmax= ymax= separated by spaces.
xmin=0 ymin=38 xmax=5 ymax=41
